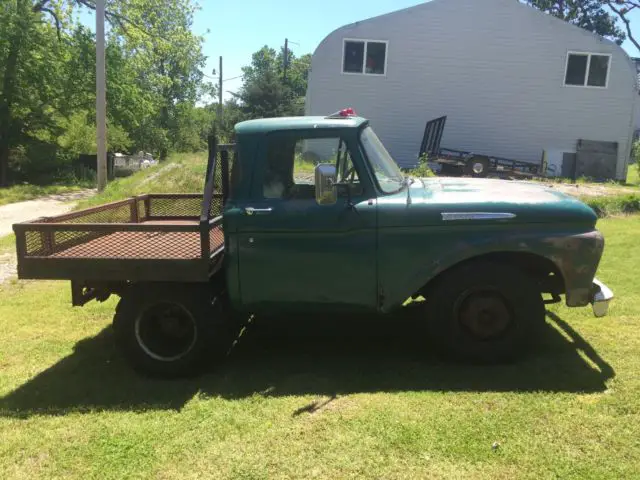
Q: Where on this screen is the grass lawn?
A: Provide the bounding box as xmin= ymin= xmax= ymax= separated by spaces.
xmin=0 ymin=184 xmax=87 ymax=207
xmin=75 ymin=152 xmax=208 ymax=210
xmin=627 ymin=165 xmax=639 ymax=186
xmin=0 ymin=215 xmax=639 ymax=479
xmin=0 ymin=234 xmax=15 ymax=253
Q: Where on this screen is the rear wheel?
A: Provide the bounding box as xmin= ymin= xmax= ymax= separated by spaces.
xmin=425 ymin=262 xmax=545 ymax=363
xmin=113 ymin=283 xmax=236 ymax=377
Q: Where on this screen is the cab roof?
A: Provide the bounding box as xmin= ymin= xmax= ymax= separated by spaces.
xmin=234 ymin=115 xmax=369 ymax=135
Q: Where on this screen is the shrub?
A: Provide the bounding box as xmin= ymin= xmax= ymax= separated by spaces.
xmin=583 ymin=194 xmax=640 ymax=217
xmin=633 ymin=140 xmax=640 ymax=179
xmin=404 ymin=153 xmax=436 ymax=178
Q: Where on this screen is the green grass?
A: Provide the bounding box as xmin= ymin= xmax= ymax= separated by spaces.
xmin=627 ymin=165 xmax=639 ymax=186
xmin=0 ymin=184 xmax=87 ymax=207
xmin=582 ymin=193 xmax=640 ymax=217
xmin=294 ymin=158 xmax=317 ymax=174
xmin=0 ymin=152 xmax=208 ymax=209
xmin=0 ymin=234 xmax=15 ymax=253
xmin=1 ymin=216 xmax=639 ymax=479
xmin=76 ymin=152 xmax=209 ymax=209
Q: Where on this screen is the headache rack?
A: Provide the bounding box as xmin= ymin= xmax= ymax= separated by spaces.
xmin=13 ymin=139 xmax=233 ymax=286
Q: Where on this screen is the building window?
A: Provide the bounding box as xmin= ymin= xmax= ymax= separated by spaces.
xmin=564 ymin=52 xmax=611 ymax=88
xmin=342 ymin=39 xmax=387 ymax=75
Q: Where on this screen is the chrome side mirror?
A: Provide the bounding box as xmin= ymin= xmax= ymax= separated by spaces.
xmin=315 ymin=164 xmax=337 ymax=205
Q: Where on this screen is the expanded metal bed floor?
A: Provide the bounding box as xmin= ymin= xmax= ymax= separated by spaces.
xmin=47 ymin=223 xmax=223 ymax=260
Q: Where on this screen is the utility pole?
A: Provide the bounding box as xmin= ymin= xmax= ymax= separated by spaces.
xmin=218 ymin=56 xmax=223 ymax=131
xmin=96 ymin=0 xmax=107 ymax=191
xmin=283 ymin=38 xmax=289 ymax=82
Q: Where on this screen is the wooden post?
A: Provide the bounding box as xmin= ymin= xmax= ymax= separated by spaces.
xmin=96 ymin=0 xmax=107 ymax=191
xmin=283 ymin=38 xmax=288 ymax=82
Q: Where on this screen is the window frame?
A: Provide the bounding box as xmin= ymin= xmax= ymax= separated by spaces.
xmin=563 ymin=51 xmax=612 ymax=89
xmin=258 ymin=131 xmax=367 ymax=201
xmin=341 ymin=38 xmax=389 ymax=76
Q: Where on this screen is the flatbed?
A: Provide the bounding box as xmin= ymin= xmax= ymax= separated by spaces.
xmin=13 ymin=142 xmax=231 ymax=300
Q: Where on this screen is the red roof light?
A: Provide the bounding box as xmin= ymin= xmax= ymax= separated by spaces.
xmin=327 ymin=107 xmax=357 ymax=119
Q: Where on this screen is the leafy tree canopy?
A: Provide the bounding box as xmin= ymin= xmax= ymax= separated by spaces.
xmin=524 ymin=1 xmax=626 ymax=45
xmin=0 ymin=0 xmax=214 ymax=186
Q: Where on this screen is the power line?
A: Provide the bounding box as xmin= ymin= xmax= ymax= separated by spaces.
xmin=202 ymin=73 xmax=243 ymax=82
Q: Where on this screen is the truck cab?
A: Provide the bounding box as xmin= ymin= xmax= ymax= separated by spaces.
xmin=13 ymin=110 xmax=613 ymax=377
xmin=225 ymin=113 xmax=382 ymax=313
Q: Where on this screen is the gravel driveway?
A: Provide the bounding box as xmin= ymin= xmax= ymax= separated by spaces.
xmin=0 ymin=189 xmax=94 ymax=283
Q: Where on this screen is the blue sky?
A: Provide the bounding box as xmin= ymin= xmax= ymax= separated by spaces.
xmin=81 ymin=0 xmax=640 ymax=101
xmin=191 ymin=0 xmax=427 ymax=98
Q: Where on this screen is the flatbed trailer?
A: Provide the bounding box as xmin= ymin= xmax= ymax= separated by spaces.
xmin=13 ymin=140 xmax=232 ymax=305
xmin=419 ymin=116 xmax=541 ymax=178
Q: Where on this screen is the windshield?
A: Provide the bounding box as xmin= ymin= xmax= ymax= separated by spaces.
xmin=360 ymin=127 xmax=405 ymax=193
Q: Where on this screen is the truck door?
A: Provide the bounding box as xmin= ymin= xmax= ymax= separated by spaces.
xmin=235 ymin=132 xmax=377 ymax=312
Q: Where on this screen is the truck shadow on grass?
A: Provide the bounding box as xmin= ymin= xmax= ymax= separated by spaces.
xmin=0 ymin=310 xmax=614 ymax=418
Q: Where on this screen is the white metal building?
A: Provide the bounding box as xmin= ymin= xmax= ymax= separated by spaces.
xmin=305 ymin=0 xmax=638 ymax=180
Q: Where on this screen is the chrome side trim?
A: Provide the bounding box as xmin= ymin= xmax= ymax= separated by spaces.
xmin=441 ymin=212 xmax=516 ymax=221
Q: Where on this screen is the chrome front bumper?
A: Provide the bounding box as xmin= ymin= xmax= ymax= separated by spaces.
xmin=591 ymin=278 xmax=614 ymax=317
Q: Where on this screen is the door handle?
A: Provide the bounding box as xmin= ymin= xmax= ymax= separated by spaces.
xmin=245 ymin=207 xmax=273 ymax=216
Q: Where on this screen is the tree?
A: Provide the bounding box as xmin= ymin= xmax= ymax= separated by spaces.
xmin=524 ymin=1 xmax=626 ymax=44
xmin=110 ymin=0 xmax=210 ymax=159
xmin=605 ymin=1 xmax=640 ymax=52
xmin=0 ymin=0 xmax=212 ymax=185
xmin=0 ymin=0 xmax=71 ymax=186
xmin=235 ymin=45 xmax=311 ymax=120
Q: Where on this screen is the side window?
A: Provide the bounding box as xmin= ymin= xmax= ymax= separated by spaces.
xmin=263 ymin=136 xmax=362 ymax=199
xmin=342 ymin=39 xmax=387 ymax=75
xmin=564 ymin=52 xmax=611 ymax=88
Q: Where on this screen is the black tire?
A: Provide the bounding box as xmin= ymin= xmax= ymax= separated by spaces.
xmin=113 ymin=282 xmax=235 ymax=378
xmin=465 ymin=156 xmax=490 ymax=177
xmin=425 ymin=261 xmax=545 ymax=363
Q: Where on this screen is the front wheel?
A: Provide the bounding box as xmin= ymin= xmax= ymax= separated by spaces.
xmin=113 ymin=283 xmax=234 ymax=377
xmin=425 ymin=262 xmax=545 ymax=363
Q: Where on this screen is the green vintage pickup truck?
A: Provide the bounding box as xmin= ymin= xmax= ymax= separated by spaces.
xmin=14 ymin=109 xmax=613 ymax=377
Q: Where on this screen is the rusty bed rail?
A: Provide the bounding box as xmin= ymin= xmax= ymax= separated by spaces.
xmin=13 ymin=193 xmax=225 ymax=282
xmin=13 ymin=138 xmax=232 ymax=283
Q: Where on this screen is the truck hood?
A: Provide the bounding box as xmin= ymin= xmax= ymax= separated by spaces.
xmin=377 ymin=177 xmax=598 ymax=227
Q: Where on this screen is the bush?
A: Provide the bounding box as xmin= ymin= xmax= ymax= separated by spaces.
xmin=633 ymin=140 xmax=640 ymax=178
xmin=404 ymin=153 xmax=436 ymax=178
xmin=583 ymin=194 xmax=640 ymax=217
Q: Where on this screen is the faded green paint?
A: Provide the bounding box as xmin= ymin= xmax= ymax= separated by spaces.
xmin=234 ymin=116 xmax=369 ymax=135
xmin=224 ymin=116 xmax=604 ymax=314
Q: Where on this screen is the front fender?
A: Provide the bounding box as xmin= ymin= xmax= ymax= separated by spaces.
xmin=378 ymin=225 xmax=604 ymax=312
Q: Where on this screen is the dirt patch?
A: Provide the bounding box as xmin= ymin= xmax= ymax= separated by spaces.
xmin=0 ymin=188 xmax=95 ymax=283
xmin=0 ymin=251 xmax=16 ymax=284
xmin=541 ymin=182 xmax=637 ymax=198
xmin=0 ymin=189 xmax=95 ymax=237
xmin=138 ymin=163 xmax=180 ymax=187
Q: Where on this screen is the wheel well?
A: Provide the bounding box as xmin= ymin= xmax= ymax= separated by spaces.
xmin=419 ymin=252 xmax=565 ymax=298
